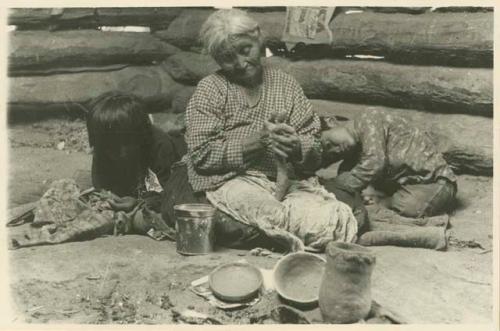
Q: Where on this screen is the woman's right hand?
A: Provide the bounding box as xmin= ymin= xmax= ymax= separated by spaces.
xmin=241 ymin=130 xmax=271 ymax=163
xmin=266 ymin=122 xmax=301 ymax=161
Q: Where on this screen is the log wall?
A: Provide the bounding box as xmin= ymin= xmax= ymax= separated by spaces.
xmin=8 ymin=7 xmax=184 ymax=30
xmin=159 ymin=51 xmax=493 ymax=115
xmin=7 ymin=6 xmax=493 ymax=175
xmin=9 ymin=30 xmax=179 ymax=73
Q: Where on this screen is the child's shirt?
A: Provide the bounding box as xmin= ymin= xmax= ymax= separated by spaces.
xmin=92 ymin=125 xmax=187 ymax=198
xmin=334 ymin=110 xmax=456 ymax=192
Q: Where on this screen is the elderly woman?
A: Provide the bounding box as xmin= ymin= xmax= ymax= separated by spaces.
xmin=181 ymin=9 xmax=359 ymax=252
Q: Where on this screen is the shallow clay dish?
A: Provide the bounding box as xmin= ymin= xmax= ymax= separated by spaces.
xmin=209 ymin=262 xmax=263 ymax=302
xmin=273 ymin=252 xmax=326 ymax=306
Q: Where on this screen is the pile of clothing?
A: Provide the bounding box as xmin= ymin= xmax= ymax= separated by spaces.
xmin=9 ymin=179 xmax=174 ymax=249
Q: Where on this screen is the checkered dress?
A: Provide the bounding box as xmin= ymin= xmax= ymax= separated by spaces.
xmin=185 ymin=66 xmax=322 ymax=192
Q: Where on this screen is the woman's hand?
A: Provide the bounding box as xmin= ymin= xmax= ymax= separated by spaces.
xmin=241 ymin=130 xmax=271 ymax=163
xmin=266 ymin=122 xmax=301 ymax=160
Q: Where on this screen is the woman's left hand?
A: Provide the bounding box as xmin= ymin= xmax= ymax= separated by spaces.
xmin=266 ymin=122 xmax=301 ymax=160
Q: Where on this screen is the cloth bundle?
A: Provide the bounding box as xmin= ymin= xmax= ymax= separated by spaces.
xmin=9 ymin=179 xmax=174 ymax=249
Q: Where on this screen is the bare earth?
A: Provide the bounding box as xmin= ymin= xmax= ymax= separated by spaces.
xmin=6 ymin=120 xmax=493 ymax=324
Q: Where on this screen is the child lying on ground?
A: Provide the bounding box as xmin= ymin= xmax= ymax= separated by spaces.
xmin=320 ymin=109 xmax=457 ymax=218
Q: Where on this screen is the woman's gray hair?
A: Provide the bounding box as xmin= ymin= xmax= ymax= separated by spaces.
xmin=200 ymin=9 xmax=262 ymax=59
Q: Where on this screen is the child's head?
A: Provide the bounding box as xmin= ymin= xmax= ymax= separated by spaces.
xmin=87 ymin=92 xmax=153 ymax=196
xmin=320 ymin=124 xmax=357 ymax=163
xmin=87 ymin=92 xmax=152 ymax=154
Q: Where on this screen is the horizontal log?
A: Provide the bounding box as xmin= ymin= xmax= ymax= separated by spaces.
xmin=235 ymin=7 xmax=432 ymax=14
xmin=159 ymin=51 xmax=493 ymax=116
xmin=9 ymin=64 xmax=183 ymax=114
xmin=155 ymin=9 xmax=492 ymax=67
xmin=267 ymin=57 xmax=492 ymax=116
xmin=234 ymin=7 xmax=286 ymax=12
xmin=8 ymin=7 xmax=183 ymax=30
xmin=8 ymin=8 xmax=97 ymax=29
xmin=95 ymin=7 xmax=183 ymax=30
xmin=327 ymin=11 xmax=493 ymax=67
xmin=153 ymin=9 xmax=287 ymax=52
xmin=362 ymin=7 xmax=429 ymax=14
xmin=163 ymin=52 xmax=219 ymax=84
xmin=10 ymin=64 xmax=131 ymax=77
xmin=311 ymin=100 xmax=492 ymax=176
xmin=153 ymin=8 xmax=213 ymax=51
xmin=153 ymin=6 xmax=434 ymax=51
xmin=8 ymin=103 xmax=88 ymax=124
xmin=9 ymin=30 xmax=180 ymax=73
xmin=432 ymin=7 xmax=492 ymax=13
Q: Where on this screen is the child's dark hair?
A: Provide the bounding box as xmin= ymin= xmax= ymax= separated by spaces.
xmin=87 ymin=91 xmax=153 ymax=196
xmin=87 ymin=91 xmax=152 ymax=151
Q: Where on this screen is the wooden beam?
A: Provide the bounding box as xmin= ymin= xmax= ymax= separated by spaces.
xmin=327 ymin=11 xmax=493 ymax=67
xmin=159 ymin=51 xmax=493 ymax=116
xmin=9 ymin=30 xmax=180 ymax=73
xmin=155 ymin=8 xmax=492 ymax=67
xmin=95 ymin=7 xmax=183 ymax=30
xmin=163 ymin=51 xmax=219 ymax=84
xmin=8 ymin=7 xmax=183 ymax=30
xmin=153 ymin=9 xmax=287 ymax=52
xmin=267 ymin=56 xmax=492 ymax=116
xmin=8 ymin=8 xmax=97 ymax=29
xmin=152 ymin=8 xmax=213 ymax=51
xmin=9 ymin=64 xmax=183 ymax=113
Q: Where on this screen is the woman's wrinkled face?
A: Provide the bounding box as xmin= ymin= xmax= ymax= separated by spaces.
xmin=216 ymin=34 xmax=263 ymax=86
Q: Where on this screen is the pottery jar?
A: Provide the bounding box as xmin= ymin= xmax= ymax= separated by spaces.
xmin=318 ymin=241 xmax=376 ymax=323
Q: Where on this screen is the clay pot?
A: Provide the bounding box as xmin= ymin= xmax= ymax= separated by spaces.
xmin=318 ymin=241 xmax=376 ymax=324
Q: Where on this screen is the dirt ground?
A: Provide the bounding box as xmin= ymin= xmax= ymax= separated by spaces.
xmin=5 ymin=119 xmax=494 ymax=324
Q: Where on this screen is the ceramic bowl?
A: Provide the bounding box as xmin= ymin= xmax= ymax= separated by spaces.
xmin=273 ymin=252 xmax=326 ymax=306
xmin=209 ymin=262 xmax=263 ymax=302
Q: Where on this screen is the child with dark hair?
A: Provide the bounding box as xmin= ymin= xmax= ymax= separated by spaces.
xmin=87 ymin=92 xmax=186 ymax=201
xmin=320 ymin=110 xmax=457 ymax=219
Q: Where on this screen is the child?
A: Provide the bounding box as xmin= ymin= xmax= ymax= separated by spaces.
xmin=86 ymin=92 xmax=186 ymax=203
xmin=320 ymin=110 xmax=457 ymax=218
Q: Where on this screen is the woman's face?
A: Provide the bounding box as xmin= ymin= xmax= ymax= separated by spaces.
xmin=216 ymin=35 xmax=263 ymax=87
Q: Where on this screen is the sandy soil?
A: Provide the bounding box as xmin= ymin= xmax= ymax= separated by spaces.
xmin=6 ymin=119 xmax=494 ymax=324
